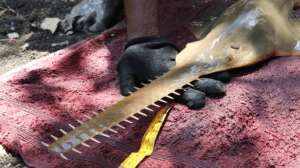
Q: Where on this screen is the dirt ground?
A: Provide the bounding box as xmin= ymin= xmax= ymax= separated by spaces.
xmin=0 ymin=0 xmax=110 ymax=77
xmin=0 ymin=0 xmax=115 ymax=167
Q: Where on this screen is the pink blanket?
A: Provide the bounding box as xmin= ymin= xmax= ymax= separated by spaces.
xmin=0 ymin=0 xmax=300 ymax=167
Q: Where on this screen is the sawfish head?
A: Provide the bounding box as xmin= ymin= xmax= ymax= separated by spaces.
xmin=178 ymin=0 xmax=300 ymax=76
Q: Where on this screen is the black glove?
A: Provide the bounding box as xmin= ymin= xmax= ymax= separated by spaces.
xmin=117 ymin=36 xmax=231 ymax=109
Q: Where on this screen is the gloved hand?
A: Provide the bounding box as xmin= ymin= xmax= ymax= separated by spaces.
xmin=61 ymin=0 xmax=124 ymax=33
xmin=117 ymin=36 xmax=231 ymax=109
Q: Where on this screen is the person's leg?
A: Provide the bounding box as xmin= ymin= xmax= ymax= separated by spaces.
xmin=123 ymin=0 xmax=160 ymax=41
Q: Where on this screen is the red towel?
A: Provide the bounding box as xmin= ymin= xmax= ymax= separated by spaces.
xmin=0 ymin=0 xmax=300 ymax=167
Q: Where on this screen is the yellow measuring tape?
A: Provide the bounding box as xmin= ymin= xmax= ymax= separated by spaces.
xmin=119 ymin=102 xmax=177 ymax=168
